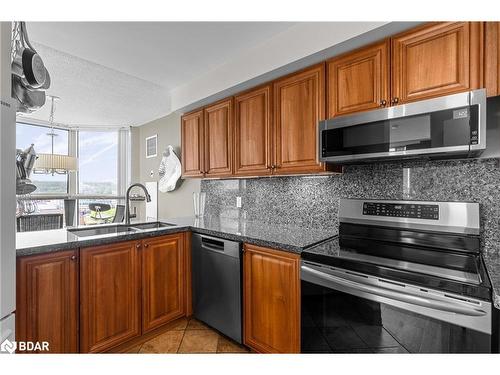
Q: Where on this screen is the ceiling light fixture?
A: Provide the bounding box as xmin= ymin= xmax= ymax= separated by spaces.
xmin=33 ymin=95 xmax=78 ymax=175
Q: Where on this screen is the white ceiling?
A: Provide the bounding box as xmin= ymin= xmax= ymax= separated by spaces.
xmin=18 ymin=22 xmax=385 ymax=128
xmin=18 ymin=41 xmax=171 ymax=128
xmin=27 ymin=22 xmax=297 ymax=90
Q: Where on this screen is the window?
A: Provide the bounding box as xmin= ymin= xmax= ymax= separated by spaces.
xmin=78 ymin=131 xmax=118 ymax=195
xmin=16 ymin=122 xmax=69 ymax=194
xmin=16 ymin=123 xmax=129 ymax=232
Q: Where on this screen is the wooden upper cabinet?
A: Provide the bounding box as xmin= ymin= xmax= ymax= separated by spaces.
xmin=80 ymin=241 xmax=140 ymax=353
xmin=327 ymin=40 xmax=390 ymax=117
xmin=273 ymin=64 xmax=325 ymax=174
xmin=391 ymin=22 xmax=482 ymax=104
xmin=181 ymin=110 xmax=205 ymax=177
xmin=485 ymin=22 xmax=500 ymax=97
xmin=204 ymin=98 xmax=233 ymax=177
xmin=243 ymin=244 xmax=301 ymax=353
xmin=234 ymin=85 xmax=272 ymax=176
xmin=16 ymin=250 xmax=79 ymax=353
xmin=142 ymin=234 xmax=185 ymax=333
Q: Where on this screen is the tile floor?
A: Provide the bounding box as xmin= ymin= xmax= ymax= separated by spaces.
xmin=123 ymin=317 xmax=250 ymax=354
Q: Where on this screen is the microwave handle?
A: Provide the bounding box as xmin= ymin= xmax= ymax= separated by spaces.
xmin=301 ymin=265 xmax=487 ymax=317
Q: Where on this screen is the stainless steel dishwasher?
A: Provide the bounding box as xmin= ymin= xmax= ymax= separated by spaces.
xmin=192 ymin=233 xmax=242 ymax=343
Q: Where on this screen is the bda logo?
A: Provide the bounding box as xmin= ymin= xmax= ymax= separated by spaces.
xmin=0 ymin=338 xmax=17 ymax=354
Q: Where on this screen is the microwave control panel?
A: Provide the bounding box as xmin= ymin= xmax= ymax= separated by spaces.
xmin=363 ymin=202 xmax=439 ymax=220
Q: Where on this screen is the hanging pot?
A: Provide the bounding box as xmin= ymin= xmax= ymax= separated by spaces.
xmin=11 ymin=22 xmax=50 ymax=113
xmin=12 ymin=75 xmax=46 ymax=113
xmin=11 ymin=46 xmax=47 ymax=89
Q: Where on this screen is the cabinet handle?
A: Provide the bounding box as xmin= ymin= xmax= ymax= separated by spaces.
xmin=136 ymin=243 xmax=141 ymax=249
xmin=70 ymin=255 xmax=77 ymax=261
xmin=144 ymin=244 xmax=149 ymax=248
xmin=391 ymin=97 xmax=399 ymax=105
xmin=380 ymin=99 xmax=387 ymax=107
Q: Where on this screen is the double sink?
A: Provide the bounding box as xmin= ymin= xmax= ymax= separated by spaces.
xmin=68 ymin=221 xmax=177 ymax=238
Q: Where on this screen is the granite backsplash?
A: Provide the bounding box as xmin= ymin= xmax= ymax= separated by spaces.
xmin=201 ymin=158 xmax=500 ymax=255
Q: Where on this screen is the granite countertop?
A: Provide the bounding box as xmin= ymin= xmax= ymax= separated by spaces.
xmin=168 ymin=216 xmax=337 ymax=253
xmin=482 ymin=252 xmax=500 ymax=309
xmin=16 ymin=215 xmax=338 ymax=257
xmin=15 ymin=215 xmax=500 ymax=309
xmin=16 ymin=224 xmax=192 ymax=257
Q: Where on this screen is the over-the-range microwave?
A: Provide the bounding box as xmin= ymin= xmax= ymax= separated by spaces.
xmin=319 ymin=89 xmax=486 ymax=164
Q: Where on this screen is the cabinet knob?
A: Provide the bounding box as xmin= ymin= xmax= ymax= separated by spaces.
xmin=136 ymin=243 xmax=141 ymax=249
xmin=380 ymin=99 xmax=387 ymax=107
xmin=144 ymin=244 xmax=149 ymax=248
xmin=392 ymin=97 xmax=399 ymax=105
xmin=70 ymin=255 xmax=77 ymax=261
xmin=271 ymin=165 xmax=276 ymax=170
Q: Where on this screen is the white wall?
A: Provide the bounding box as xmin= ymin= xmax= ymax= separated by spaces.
xmin=131 ymin=112 xmax=200 ymax=220
xmin=170 ymin=22 xmax=387 ymax=112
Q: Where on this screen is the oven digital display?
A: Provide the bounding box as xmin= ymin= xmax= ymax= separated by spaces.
xmin=363 ymin=202 xmax=439 ymax=220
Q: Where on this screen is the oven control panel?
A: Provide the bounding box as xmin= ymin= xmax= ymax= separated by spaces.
xmin=363 ymin=202 xmax=439 ymax=220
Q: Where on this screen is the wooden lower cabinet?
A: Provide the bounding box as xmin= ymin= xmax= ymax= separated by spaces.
xmin=16 ymin=233 xmax=190 ymax=354
xmin=80 ymin=240 xmax=141 ymax=353
xmin=243 ymin=243 xmax=301 ymax=353
xmin=16 ymin=250 xmax=79 ymax=353
xmin=142 ymin=234 xmax=186 ymax=332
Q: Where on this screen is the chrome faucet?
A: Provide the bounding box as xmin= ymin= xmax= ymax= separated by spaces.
xmin=125 ymin=183 xmax=152 ymax=224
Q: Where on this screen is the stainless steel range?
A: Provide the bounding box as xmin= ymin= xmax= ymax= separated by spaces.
xmin=301 ymin=199 xmax=494 ymax=353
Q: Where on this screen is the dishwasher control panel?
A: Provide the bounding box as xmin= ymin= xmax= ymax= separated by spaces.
xmin=363 ymin=202 xmax=439 ymax=220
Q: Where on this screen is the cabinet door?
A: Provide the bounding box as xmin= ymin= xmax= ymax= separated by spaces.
xmin=234 ymin=85 xmax=273 ymax=176
xmin=16 ymin=250 xmax=79 ymax=353
xmin=80 ymin=241 xmax=140 ymax=353
xmin=327 ymin=40 xmax=390 ymax=117
xmin=391 ymin=22 xmax=482 ymax=104
xmin=181 ymin=109 xmax=205 ymax=177
xmin=485 ymin=22 xmax=500 ymax=97
xmin=243 ymin=244 xmax=300 ymax=353
xmin=142 ymin=234 xmax=185 ymax=333
xmin=273 ymin=64 xmax=325 ymax=174
xmin=204 ymin=98 xmax=233 ymax=177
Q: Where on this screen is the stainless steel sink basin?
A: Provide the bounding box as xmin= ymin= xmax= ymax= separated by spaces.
xmin=68 ymin=222 xmax=177 ymax=238
xmin=129 ymin=222 xmax=177 ymax=230
xmin=68 ymin=225 xmax=138 ymax=238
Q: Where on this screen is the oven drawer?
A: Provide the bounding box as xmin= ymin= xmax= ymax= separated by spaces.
xmin=301 ymin=261 xmax=493 ymax=353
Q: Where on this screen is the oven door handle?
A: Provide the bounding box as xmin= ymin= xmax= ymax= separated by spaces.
xmin=301 ymin=265 xmax=487 ymax=317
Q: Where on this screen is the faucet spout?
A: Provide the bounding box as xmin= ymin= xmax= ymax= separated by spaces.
xmin=125 ymin=183 xmax=151 ymax=224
